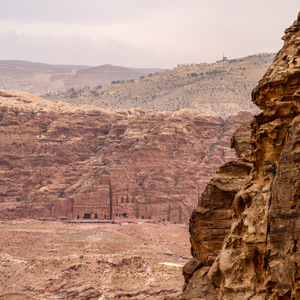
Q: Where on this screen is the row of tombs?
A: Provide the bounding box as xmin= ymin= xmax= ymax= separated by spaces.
xmin=41 ymin=177 xmax=185 ymax=223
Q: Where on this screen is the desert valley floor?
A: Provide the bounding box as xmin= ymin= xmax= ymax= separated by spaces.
xmin=0 ymin=220 xmax=190 ymax=300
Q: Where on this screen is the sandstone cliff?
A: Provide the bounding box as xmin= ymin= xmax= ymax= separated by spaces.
xmin=182 ymin=12 xmax=300 ymax=300
xmin=181 ymin=119 xmax=252 ymax=300
xmin=0 ymin=90 xmax=251 ymax=222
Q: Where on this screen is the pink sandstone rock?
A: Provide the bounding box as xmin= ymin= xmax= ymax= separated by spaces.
xmin=0 ymin=90 xmax=252 ymax=222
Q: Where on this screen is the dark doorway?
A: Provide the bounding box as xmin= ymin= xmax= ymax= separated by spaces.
xmin=142 ymin=216 xmax=144 ymax=219
xmin=94 ymin=213 xmax=98 ymax=219
xmin=77 ymin=215 xmax=80 ymax=219
xmin=83 ymin=213 xmax=91 ymax=219
xmin=104 ymin=214 xmax=106 ymax=219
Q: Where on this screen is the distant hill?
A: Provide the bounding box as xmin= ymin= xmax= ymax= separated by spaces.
xmin=0 ymin=60 xmax=164 ymax=94
xmin=44 ymin=53 xmax=275 ymax=117
xmin=51 ymin=64 xmax=164 ymax=88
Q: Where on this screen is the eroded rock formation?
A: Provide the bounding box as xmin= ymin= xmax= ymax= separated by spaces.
xmin=183 ymin=12 xmax=300 ymax=300
xmin=0 ymin=90 xmax=251 ymax=222
xmin=181 ymin=119 xmax=252 ymax=300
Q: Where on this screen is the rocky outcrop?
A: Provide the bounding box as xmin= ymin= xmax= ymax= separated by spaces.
xmin=0 ymin=90 xmax=252 ymax=222
xmin=181 ymin=119 xmax=252 ymax=299
xmin=183 ymin=12 xmax=300 ymax=300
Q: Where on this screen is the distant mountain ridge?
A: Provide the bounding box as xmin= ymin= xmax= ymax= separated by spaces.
xmin=0 ymin=60 xmax=164 ymax=93
xmin=4 ymin=60 xmax=90 ymax=70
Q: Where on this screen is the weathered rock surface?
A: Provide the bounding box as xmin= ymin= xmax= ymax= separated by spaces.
xmin=183 ymin=12 xmax=300 ymax=300
xmin=181 ymin=119 xmax=252 ymax=299
xmin=0 ymin=90 xmax=252 ymax=222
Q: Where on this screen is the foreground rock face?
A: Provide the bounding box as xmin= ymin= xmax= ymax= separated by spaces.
xmin=0 ymin=90 xmax=251 ymax=222
xmin=183 ymin=12 xmax=300 ymax=300
xmin=181 ymin=120 xmax=252 ymax=300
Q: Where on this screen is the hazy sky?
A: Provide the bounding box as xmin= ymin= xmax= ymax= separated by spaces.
xmin=0 ymin=0 xmax=299 ymax=68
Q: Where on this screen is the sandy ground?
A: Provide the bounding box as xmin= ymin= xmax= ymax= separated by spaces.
xmin=0 ymin=220 xmax=191 ymax=299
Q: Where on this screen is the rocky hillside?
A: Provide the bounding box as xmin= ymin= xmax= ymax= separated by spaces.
xmin=0 ymin=90 xmax=252 ymax=222
xmin=45 ymin=53 xmax=275 ymax=118
xmin=181 ymin=12 xmax=300 ymax=300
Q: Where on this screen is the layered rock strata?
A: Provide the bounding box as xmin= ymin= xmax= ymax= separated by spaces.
xmin=0 ymin=90 xmax=251 ymax=222
xmin=183 ymin=12 xmax=300 ymax=300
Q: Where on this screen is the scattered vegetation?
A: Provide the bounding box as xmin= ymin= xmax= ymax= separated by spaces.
xmin=58 ymin=190 xmax=65 ymax=198
xmin=43 ymin=53 xmax=275 ymax=118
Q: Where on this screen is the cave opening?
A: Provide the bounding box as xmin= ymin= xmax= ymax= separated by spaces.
xmin=83 ymin=213 xmax=91 ymax=219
